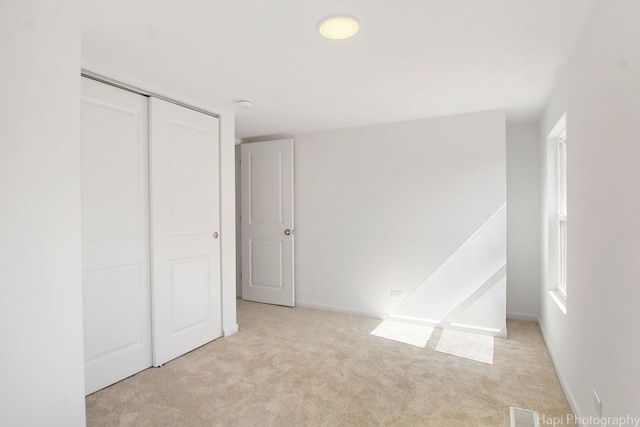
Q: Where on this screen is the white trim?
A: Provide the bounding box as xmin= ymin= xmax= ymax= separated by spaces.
xmin=81 ymin=69 xmax=220 ymax=119
xmin=387 ymin=314 xmax=507 ymax=338
xmin=449 ymin=322 xmax=507 ymax=338
xmin=546 ymin=114 xmax=569 ymax=303
xmin=557 ymin=135 xmax=568 ymax=297
xmin=297 ymin=301 xmax=509 ymax=337
xmin=506 ymin=311 xmax=540 ymax=322
xmin=295 ymin=300 xmax=386 ymax=320
xmin=548 ymin=290 xmax=567 ymax=314
xmin=538 ymin=320 xmax=580 ymax=424
xmin=223 ymin=324 xmax=239 ymax=337
xmin=387 ymin=314 xmax=440 ymax=326
xmin=547 ymin=113 xmax=567 ymax=140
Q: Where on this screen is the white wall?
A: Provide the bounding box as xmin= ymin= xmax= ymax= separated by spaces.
xmin=506 ymin=123 xmax=541 ymax=320
xmin=293 ymin=111 xmax=506 ymax=319
xmin=0 ymin=1 xmax=86 ymax=426
xmin=0 ymin=3 xmax=239 ymax=426
xmin=540 ymin=1 xmax=640 ymax=421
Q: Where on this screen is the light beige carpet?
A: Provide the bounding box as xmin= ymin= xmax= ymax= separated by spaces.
xmin=86 ymin=300 xmax=573 ymax=426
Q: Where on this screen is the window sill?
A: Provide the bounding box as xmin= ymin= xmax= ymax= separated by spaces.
xmin=549 ymin=290 xmax=567 ymax=314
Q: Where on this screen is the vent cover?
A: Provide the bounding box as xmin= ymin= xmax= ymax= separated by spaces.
xmin=510 ymin=407 xmax=539 ymax=427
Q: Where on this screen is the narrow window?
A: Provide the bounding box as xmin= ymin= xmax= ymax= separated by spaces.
xmin=557 ymin=132 xmax=567 ymax=298
xmin=547 ymin=114 xmax=567 ymax=312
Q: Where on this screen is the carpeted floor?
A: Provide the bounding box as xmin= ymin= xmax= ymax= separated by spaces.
xmin=86 ymin=300 xmax=573 ymax=426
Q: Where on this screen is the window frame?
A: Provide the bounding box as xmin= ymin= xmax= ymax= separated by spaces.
xmin=556 ymin=132 xmax=567 ymax=299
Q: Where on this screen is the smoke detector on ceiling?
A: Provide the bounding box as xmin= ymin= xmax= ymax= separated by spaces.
xmin=235 ymin=99 xmax=254 ymax=109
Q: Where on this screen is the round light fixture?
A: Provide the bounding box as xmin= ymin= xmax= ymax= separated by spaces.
xmin=319 ymin=15 xmax=360 ymax=40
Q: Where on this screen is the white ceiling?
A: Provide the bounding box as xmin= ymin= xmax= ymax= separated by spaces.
xmin=82 ymin=0 xmax=596 ymax=139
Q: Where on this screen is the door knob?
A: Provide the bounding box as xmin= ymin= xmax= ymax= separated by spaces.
xmin=213 ymin=232 xmax=219 ymax=239
xmin=284 ymin=229 xmax=292 ymax=236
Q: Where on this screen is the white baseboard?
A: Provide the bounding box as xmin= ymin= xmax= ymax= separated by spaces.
xmin=388 ymin=314 xmax=507 ymax=337
xmin=506 ymin=311 xmax=540 ymax=322
xmin=296 ymin=301 xmax=512 ymax=338
xmin=223 ymin=323 xmax=239 ymax=337
xmin=295 ymin=300 xmax=385 ymax=320
xmin=538 ymin=319 xmax=581 ymax=425
xmin=386 ymin=314 xmax=439 ymax=326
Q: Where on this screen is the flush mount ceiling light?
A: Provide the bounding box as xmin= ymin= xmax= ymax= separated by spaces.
xmin=318 ymin=15 xmax=360 ymax=40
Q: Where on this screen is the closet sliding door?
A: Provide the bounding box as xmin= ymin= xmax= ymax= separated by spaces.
xmin=149 ymin=98 xmax=222 ymax=366
xmin=81 ymin=78 xmax=222 ymax=393
xmin=81 ymin=78 xmax=152 ymax=395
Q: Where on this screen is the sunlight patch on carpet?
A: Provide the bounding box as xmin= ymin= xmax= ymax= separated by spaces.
xmin=435 ymin=329 xmax=494 ymax=364
xmin=370 ymin=320 xmax=434 ymax=348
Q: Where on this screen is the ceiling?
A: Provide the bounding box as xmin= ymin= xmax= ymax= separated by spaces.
xmin=81 ymin=0 xmax=596 ymax=139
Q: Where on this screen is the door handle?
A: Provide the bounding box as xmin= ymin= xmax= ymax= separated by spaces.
xmin=284 ymin=229 xmax=293 ymax=236
xmin=213 ymin=232 xmax=219 ymax=239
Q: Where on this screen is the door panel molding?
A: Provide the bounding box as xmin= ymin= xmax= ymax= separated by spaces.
xmin=150 ymin=97 xmax=222 ymax=366
xmin=81 ymin=77 xmax=152 ymax=395
xmin=241 ymin=139 xmax=294 ymax=307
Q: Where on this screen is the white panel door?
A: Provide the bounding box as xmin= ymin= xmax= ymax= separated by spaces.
xmin=81 ymin=77 xmax=152 ymax=394
xmin=150 ymin=98 xmax=221 ymax=366
xmin=241 ymin=139 xmax=294 ymax=307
